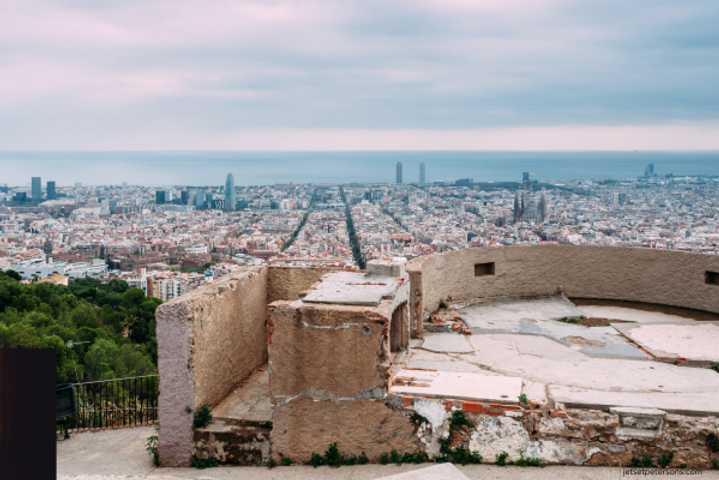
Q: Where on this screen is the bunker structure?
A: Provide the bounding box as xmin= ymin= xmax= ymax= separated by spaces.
xmin=156 ymin=246 xmax=719 ymax=469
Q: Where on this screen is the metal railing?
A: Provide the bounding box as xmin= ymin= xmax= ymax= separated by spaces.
xmin=57 ymin=375 xmax=158 ymax=434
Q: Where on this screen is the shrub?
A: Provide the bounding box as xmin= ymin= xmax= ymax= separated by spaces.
xmin=281 ymin=457 xmax=293 ymax=466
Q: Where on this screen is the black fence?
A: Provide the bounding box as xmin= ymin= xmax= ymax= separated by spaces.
xmin=57 ymin=375 xmax=158 ymax=435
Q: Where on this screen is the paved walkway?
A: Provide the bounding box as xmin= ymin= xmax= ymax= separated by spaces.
xmin=55 ymin=426 xmax=674 ymax=480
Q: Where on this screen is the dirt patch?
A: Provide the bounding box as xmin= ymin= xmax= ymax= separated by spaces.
xmin=560 ymin=336 xmax=607 ymax=348
xmin=581 ymin=317 xmax=633 ymax=327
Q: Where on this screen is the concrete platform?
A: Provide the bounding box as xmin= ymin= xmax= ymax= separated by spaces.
xmin=420 ymin=333 xmax=473 ymax=353
xmin=576 ymin=305 xmax=700 ymax=324
xmin=550 ymin=385 xmax=719 ymax=416
xmin=612 ymin=323 xmax=719 ymax=365
xmin=458 ymin=296 xmax=647 ymax=360
xmin=390 ymin=368 xmax=522 ymax=403
xmin=212 ymin=366 xmax=271 ymax=422
xmin=459 ymin=295 xmax=586 ymax=324
xmin=303 ymin=272 xmax=404 ymax=306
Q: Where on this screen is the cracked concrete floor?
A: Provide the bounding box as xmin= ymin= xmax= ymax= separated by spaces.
xmin=403 ymin=298 xmax=719 ymax=415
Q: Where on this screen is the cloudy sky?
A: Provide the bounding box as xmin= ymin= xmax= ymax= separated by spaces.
xmin=1 ymin=0 xmax=718 ymax=150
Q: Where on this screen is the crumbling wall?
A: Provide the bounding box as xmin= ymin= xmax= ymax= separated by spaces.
xmin=156 ymin=266 xmax=268 ymax=466
xmin=415 ymin=246 xmax=719 ymax=314
xmin=268 ymin=297 xmax=419 ymax=462
xmin=267 ymin=266 xmax=352 ymax=303
xmin=400 ymin=395 xmax=719 ymax=469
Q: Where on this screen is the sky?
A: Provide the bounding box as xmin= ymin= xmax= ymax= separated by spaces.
xmin=1 ymin=0 xmax=718 ymax=150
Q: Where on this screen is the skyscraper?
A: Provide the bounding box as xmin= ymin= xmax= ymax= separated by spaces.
xmin=645 ymin=164 xmax=654 ymax=178
xmin=47 ymin=181 xmax=56 ymax=200
xmin=194 ymin=190 xmax=204 ymax=210
xmin=419 ymin=163 xmax=425 ymax=185
xmin=396 ymin=162 xmax=403 ymax=184
xmin=225 ymin=173 xmax=236 ymax=212
xmin=31 ymin=177 xmax=41 ymax=202
xmin=155 ymin=190 xmax=166 ymax=205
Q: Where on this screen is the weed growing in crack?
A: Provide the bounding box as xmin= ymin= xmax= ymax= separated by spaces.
xmin=191 ymin=404 xmax=212 ymax=429
xmin=495 ymin=451 xmax=510 ymax=466
xmin=410 ymin=413 xmax=428 ymax=426
xmin=190 ymin=457 xmax=219 ymax=469
xmin=448 ymin=410 xmax=473 ymax=433
xmin=657 ymin=453 xmax=673 ymax=469
xmin=628 ymin=457 xmax=654 ymax=468
xmin=145 ymin=425 xmax=159 ymax=467
xmin=700 ymin=431 xmax=719 ymax=453
xmin=514 ymin=449 xmax=544 ymax=467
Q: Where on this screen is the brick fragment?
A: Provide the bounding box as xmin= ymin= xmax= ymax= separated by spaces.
xmin=463 ymin=401 xmax=483 ymax=413
xmin=483 ymin=405 xmax=503 ymax=415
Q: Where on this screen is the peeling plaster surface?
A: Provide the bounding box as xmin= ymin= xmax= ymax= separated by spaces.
xmin=414 ymin=399 xmax=448 ymax=432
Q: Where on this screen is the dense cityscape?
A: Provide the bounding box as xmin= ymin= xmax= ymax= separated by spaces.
xmin=1 ymin=162 xmax=718 ymax=302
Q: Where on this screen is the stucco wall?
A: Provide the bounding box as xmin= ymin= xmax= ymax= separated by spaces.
xmin=156 ymin=266 xmax=268 ymax=466
xmin=268 ymin=296 xmax=418 ymax=462
xmin=268 ymin=301 xmax=391 ymax=401
xmin=267 ymin=266 xmax=353 ymax=304
xmin=412 ymin=246 xmax=719 ymax=315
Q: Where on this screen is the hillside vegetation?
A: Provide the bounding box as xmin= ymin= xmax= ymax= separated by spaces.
xmin=0 ymin=270 xmax=161 ymax=383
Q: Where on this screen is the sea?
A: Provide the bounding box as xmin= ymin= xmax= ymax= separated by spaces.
xmin=0 ymin=151 xmax=718 ymax=187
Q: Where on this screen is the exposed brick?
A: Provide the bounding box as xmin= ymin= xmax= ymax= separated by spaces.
xmin=483 ymin=405 xmax=503 ymax=415
xmin=403 ymin=396 xmax=412 ymax=405
xmin=502 ymin=405 xmax=522 ymax=412
xmin=463 ymin=401 xmax=483 ymax=413
xmin=551 ymin=409 xmax=567 ymax=418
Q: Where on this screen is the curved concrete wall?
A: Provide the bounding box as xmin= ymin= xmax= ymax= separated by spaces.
xmin=412 ymin=246 xmax=719 ymax=316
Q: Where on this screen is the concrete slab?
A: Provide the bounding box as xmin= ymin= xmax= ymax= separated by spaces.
xmin=212 ymin=366 xmax=271 ymax=422
xmin=376 ymin=463 xmax=470 ymax=480
xmin=576 ymin=305 xmax=703 ymax=324
xmin=420 ymin=333 xmax=473 ymax=353
xmin=459 ymin=296 xmax=647 ymax=361
xmin=460 ymin=295 xmax=586 ymax=325
xmin=612 ymin=323 xmax=719 ymax=364
xmin=460 ymin=334 xmax=719 ymax=394
xmin=303 ymin=271 xmax=403 ymax=306
xmin=550 ymin=385 xmax=719 ymax=416
xmin=405 ymin=349 xmax=497 ymax=374
xmin=390 ymin=368 xmax=522 ymax=403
